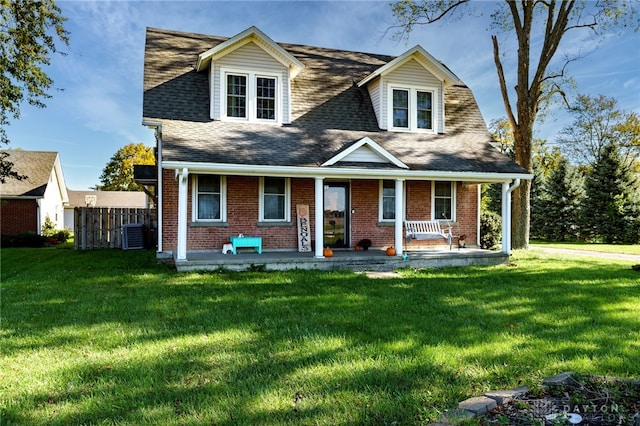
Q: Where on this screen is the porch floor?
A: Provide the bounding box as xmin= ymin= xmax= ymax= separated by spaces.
xmin=174 ymin=247 xmax=508 ymax=272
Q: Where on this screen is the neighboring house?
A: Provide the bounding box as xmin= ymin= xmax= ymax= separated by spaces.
xmin=63 ymin=190 xmax=148 ymax=232
xmin=0 ymin=150 xmax=68 ymax=235
xmin=142 ymin=26 xmax=531 ymax=262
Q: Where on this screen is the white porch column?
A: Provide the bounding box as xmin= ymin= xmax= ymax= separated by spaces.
xmin=501 ymin=179 xmax=521 ymax=255
xmin=176 ymin=168 xmax=189 ymax=261
xmin=394 ymin=178 xmax=404 ymax=256
xmin=501 ymin=182 xmax=510 ymax=255
xmin=314 ymin=177 xmax=325 ymax=258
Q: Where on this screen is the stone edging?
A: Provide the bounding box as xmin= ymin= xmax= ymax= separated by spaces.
xmin=430 ymin=372 xmax=575 ymax=425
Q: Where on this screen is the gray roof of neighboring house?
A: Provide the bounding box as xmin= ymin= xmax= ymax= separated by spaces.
xmin=143 ymin=27 xmax=527 ymax=175
xmin=65 ymin=190 xmax=147 ymax=208
xmin=0 ymin=150 xmax=59 ymax=197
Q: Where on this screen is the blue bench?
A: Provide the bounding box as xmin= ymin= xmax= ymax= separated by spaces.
xmin=230 ymin=236 xmax=262 ymax=254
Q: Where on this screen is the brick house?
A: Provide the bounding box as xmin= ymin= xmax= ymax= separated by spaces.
xmin=142 ymin=26 xmax=530 ymax=262
xmin=0 ymin=150 xmax=68 ymax=236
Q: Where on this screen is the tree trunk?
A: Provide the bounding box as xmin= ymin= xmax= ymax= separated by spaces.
xmin=512 ymin=102 xmax=534 ymax=250
xmin=512 ymin=181 xmax=531 ymax=249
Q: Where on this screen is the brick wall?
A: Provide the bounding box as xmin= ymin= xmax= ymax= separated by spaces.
xmin=160 ymin=172 xmax=479 ymax=252
xmin=1 ymin=199 xmax=38 ymax=235
xmin=405 ymin=181 xmax=478 ymax=247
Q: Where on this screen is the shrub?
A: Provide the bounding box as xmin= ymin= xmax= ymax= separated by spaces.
xmin=41 ymin=216 xmax=57 ymax=238
xmin=1 ymin=232 xmax=48 ymax=248
xmin=54 ymin=229 xmax=71 ymax=243
xmin=480 ymin=211 xmax=502 ymax=250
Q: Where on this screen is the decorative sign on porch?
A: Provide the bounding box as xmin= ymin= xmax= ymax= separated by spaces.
xmin=296 ymin=204 xmax=312 ymax=252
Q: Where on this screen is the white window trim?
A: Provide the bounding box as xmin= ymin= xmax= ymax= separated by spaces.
xmin=379 ymin=179 xmax=405 ymax=222
xmin=220 ymin=67 xmax=281 ymax=124
xmin=387 ymin=85 xmax=438 ymax=133
xmin=259 ymin=177 xmax=291 ymax=222
xmin=431 ymin=181 xmax=456 ymax=222
xmin=191 ymin=175 xmax=227 ymax=222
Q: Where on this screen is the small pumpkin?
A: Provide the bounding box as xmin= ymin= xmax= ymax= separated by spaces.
xmin=323 ymin=247 xmax=334 ymax=257
xmin=354 ymin=245 xmax=361 ymax=251
xmin=386 ymin=246 xmax=396 ymax=256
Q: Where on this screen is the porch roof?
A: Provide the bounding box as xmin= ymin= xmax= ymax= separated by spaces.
xmin=159 ymin=118 xmax=528 ymax=177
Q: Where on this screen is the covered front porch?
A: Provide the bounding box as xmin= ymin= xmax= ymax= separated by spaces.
xmin=173 ymin=247 xmax=508 ymax=272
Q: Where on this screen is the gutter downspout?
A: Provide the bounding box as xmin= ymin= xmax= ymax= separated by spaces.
xmin=501 ymin=179 xmax=521 ymax=255
xmin=142 ymin=120 xmax=162 ymax=253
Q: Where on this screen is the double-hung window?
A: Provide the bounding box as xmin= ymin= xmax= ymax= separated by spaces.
xmin=390 ymin=87 xmax=436 ymax=131
xmin=193 ymin=175 xmax=226 ymax=222
xmin=432 ymin=181 xmax=455 ymax=221
xmin=416 ymin=91 xmax=432 ymax=129
xmin=256 ymin=77 xmax=276 ymax=120
xmin=392 ymin=90 xmax=409 ymax=128
xmin=227 ymin=75 xmax=247 ymax=118
xmin=380 ymin=180 xmax=396 ymax=221
xmin=223 ymin=71 xmax=279 ymax=122
xmin=260 ymin=177 xmax=290 ymax=222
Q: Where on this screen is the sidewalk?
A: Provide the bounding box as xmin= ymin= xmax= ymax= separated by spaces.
xmin=530 ymin=245 xmax=640 ymax=263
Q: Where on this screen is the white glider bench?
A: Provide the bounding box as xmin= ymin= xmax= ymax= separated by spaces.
xmin=404 ymin=220 xmax=453 ymax=250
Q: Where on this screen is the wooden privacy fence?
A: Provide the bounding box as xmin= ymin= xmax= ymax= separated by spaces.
xmin=74 ymin=207 xmax=157 ymax=250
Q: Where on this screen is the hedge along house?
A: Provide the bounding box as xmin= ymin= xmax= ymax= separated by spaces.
xmin=142 ymin=26 xmax=531 ymax=265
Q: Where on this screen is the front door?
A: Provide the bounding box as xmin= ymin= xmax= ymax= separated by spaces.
xmin=323 ymin=182 xmax=349 ymax=248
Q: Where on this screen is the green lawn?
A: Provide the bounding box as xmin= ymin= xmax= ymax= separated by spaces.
xmin=1 ymin=247 xmax=638 ymax=425
xmin=531 ymin=240 xmax=640 ymax=256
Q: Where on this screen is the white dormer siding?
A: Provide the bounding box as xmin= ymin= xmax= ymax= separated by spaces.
xmin=367 ymin=78 xmax=382 ymax=127
xmin=210 ymin=41 xmax=291 ymax=123
xmin=359 ymin=44 xmax=460 ymax=134
xmin=368 ymin=58 xmax=444 ymax=133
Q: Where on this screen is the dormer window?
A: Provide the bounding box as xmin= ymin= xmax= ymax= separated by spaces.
xmin=416 ymin=91 xmax=433 ymax=129
xmin=390 ymin=87 xmax=435 ymax=132
xmin=222 ymin=69 xmax=279 ymax=123
xmin=256 ymin=77 xmax=276 ymax=120
xmin=227 ymin=75 xmax=247 ymax=118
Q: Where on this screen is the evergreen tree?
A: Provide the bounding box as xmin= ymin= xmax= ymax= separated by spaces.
xmin=529 ymin=163 xmax=547 ymax=240
xmin=536 ymin=158 xmax=584 ymax=241
xmin=582 ymin=143 xmax=640 ymax=243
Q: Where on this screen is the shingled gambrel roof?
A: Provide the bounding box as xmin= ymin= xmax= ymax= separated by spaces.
xmin=143 ymin=27 xmax=528 ymax=176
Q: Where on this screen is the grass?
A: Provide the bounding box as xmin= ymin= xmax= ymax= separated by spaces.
xmin=1 ymin=247 xmax=638 ymax=425
xmin=530 ymin=240 xmax=640 ymax=256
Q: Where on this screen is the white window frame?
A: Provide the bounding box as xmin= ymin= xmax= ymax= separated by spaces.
xmin=379 ymin=179 xmax=405 ymax=222
xmin=191 ymin=175 xmax=227 ymax=222
xmin=259 ymin=177 xmax=291 ymax=222
xmin=387 ymin=85 xmax=438 ymax=132
xmin=221 ymin=68 xmax=281 ymax=123
xmin=431 ymin=181 xmax=456 ymax=222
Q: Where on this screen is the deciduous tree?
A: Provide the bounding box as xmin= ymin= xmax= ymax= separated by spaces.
xmin=0 ymin=0 xmax=69 ymax=182
xmin=390 ymin=0 xmax=638 ymax=249
xmin=557 ymin=94 xmax=640 ymax=170
xmin=96 ymin=143 xmax=155 ymax=191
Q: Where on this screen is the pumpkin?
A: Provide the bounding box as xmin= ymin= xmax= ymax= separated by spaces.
xmin=386 ymin=246 xmax=396 ymax=256
xmin=354 ymin=245 xmax=361 ymax=251
xmin=323 ymin=247 xmax=334 ymax=257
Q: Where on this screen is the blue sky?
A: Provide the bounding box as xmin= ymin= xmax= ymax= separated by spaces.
xmin=7 ymin=1 xmax=640 ymax=190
